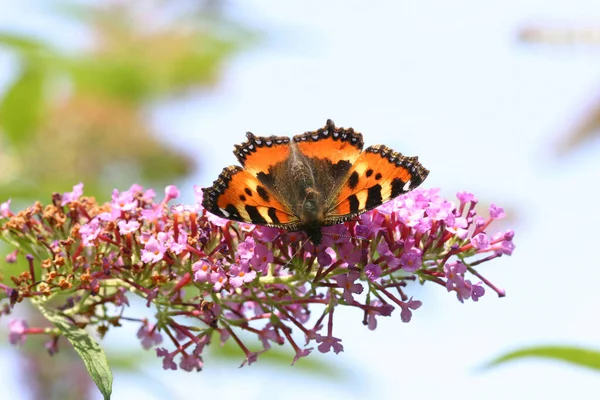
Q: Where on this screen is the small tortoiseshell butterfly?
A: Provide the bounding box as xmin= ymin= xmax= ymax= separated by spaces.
xmin=202 ymin=120 xmax=429 ymax=244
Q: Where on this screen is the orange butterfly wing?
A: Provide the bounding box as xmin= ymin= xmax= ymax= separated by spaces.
xmin=234 ymin=132 xmax=291 ymax=177
xmin=328 ymin=144 xmax=429 ymax=223
xmin=202 ymin=165 xmax=300 ymax=229
xmin=294 ymin=119 xmax=364 ymax=165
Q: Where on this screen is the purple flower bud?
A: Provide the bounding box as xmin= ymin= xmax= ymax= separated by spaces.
xmin=61 ymin=183 xmax=84 ymax=206
xmin=316 ymin=334 xmax=344 ymax=354
xmin=164 ymin=185 xmax=180 ymax=202
xmin=8 ymin=319 xmax=28 ymax=345
xmin=0 ymin=199 xmax=11 ymax=217
xmin=364 ymin=264 xmax=382 ymax=281
xmin=489 ymin=204 xmax=506 ymax=219
xmin=5 ymin=249 xmax=17 ymax=263
xmin=471 ymin=233 xmax=491 ymax=250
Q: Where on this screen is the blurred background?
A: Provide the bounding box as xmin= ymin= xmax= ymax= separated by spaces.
xmin=1 ymin=0 xmax=600 ymax=399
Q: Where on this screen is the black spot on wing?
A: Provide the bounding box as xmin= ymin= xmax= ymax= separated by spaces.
xmin=332 ymin=160 xmax=352 ymax=180
xmin=256 ymin=172 xmax=275 ymax=188
xmin=391 ymin=178 xmax=406 ymax=198
xmin=366 ymin=169 xmax=373 ymax=178
xmin=375 ymin=172 xmax=382 ymax=181
xmin=239 ymin=195 xmax=246 ymax=201
xmin=225 ymin=204 xmax=242 ymax=221
xmin=244 ymin=188 xmax=252 ymax=197
xmin=256 ymin=185 xmax=270 ymax=202
xmin=245 ymin=205 xmax=267 ymax=224
xmin=267 ymin=207 xmax=280 ymax=224
xmin=348 ymin=171 xmax=359 ymax=190
xmin=366 ymin=184 xmax=383 ymax=209
xmin=348 ymin=194 xmax=360 ymax=214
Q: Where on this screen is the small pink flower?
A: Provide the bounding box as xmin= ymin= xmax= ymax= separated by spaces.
xmin=210 ymin=270 xmax=228 ymax=291
xmin=97 ymin=208 xmax=120 ymax=222
xmin=444 ymin=260 xmax=467 ymax=292
xmin=141 ymin=206 xmax=163 ymax=221
xmin=292 ymin=348 xmax=313 ymax=365
xmin=128 ymin=183 xmax=144 ymax=194
xmin=192 ymin=259 xmax=213 ymax=282
xmin=333 ymin=271 xmax=363 ymax=303
xmin=377 ymin=241 xmax=401 ymax=269
xmin=445 ymin=215 xmax=468 ymax=239
xmin=457 ymin=191 xmax=477 ymax=204
xmin=61 ymin=182 xmax=84 ymax=206
xmin=205 ymin=212 xmax=229 ymax=227
xmin=494 ymin=239 xmax=515 ymax=256
xmin=253 ymin=226 xmax=281 ymax=242
xmin=167 ymin=229 xmax=188 ymax=255
xmin=364 ymin=264 xmax=382 ymax=281
xmin=142 ymin=188 xmax=156 ymax=202
xmin=229 ymin=264 xmax=257 ymax=288
xmin=320 ymin=225 xmax=351 ymax=247
xmin=399 ymin=298 xmax=422 ymax=322
xmin=366 ymin=301 xmax=393 ymax=330
xmin=316 ymin=334 xmax=344 ymax=354
xmin=251 ymin=241 xmax=273 ymax=274
xmin=240 ymin=352 xmax=259 ymax=367
xmin=400 ymin=248 xmax=422 ymax=272
xmin=111 ymin=189 xmax=138 ymax=212
xmin=397 ymin=205 xmax=425 ymax=228
xmin=164 ymin=185 xmax=180 ymax=203
xmin=471 ymin=233 xmax=490 ymax=250
xmin=141 ymin=236 xmax=167 ymax=263
xmin=359 ymin=210 xmax=388 ymax=235
xmin=156 ymin=348 xmax=177 ymax=370
xmin=9 ymin=319 xmax=28 ymax=345
xmin=5 ymin=249 xmax=17 ymax=263
xmin=180 ymin=352 xmax=203 ymax=372
xmin=137 ymin=322 xmax=163 ymax=350
xmin=489 ymin=204 xmax=505 ymax=219
xmin=258 ymin=327 xmax=280 ymax=350
xmin=79 ymin=218 xmax=102 ymax=246
xmin=117 ymin=220 xmax=140 ymax=235
xmin=0 ymin=199 xmax=11 ymax=217
xmin=471 ymin=282 xmax=485 ymax=301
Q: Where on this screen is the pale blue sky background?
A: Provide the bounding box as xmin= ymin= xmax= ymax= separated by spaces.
xmin=2 ymin=0 xmax=600 ymax=399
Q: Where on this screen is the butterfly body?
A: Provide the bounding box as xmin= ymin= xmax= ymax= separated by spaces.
xmin=202 ymin=120 xmax=429 ymax=244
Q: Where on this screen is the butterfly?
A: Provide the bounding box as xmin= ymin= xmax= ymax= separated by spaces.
xmin=202 ymin=119 xmax=429 ymax=244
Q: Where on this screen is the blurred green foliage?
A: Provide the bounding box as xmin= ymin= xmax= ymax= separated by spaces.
xmin=0 ymin=0 xmax=252 ymax=201
xmin=0 ymin=2 xmax=254 ymax=399
xmin=485 ymin=345 xmax=600 ymax=372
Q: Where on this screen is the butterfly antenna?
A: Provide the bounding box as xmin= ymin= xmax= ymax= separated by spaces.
xmin=322 ymin=232 xmax=371 ymax=244
xmin=281 ymin=238 xmax=310 ymax=269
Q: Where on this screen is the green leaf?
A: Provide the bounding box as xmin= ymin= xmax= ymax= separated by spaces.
xmin=0 ymin=32 xmax=46 ymax=51
xmin=484 ymin=345 xmax=600 ymax=372
xmin=34 ymin=302 xmax=113 ymax=400
xmin=0 ymin=63 xmax=45 ymax=147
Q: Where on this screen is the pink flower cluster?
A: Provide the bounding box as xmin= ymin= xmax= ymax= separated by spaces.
xmin=0 ymin=183 xmax=514 ymax=371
